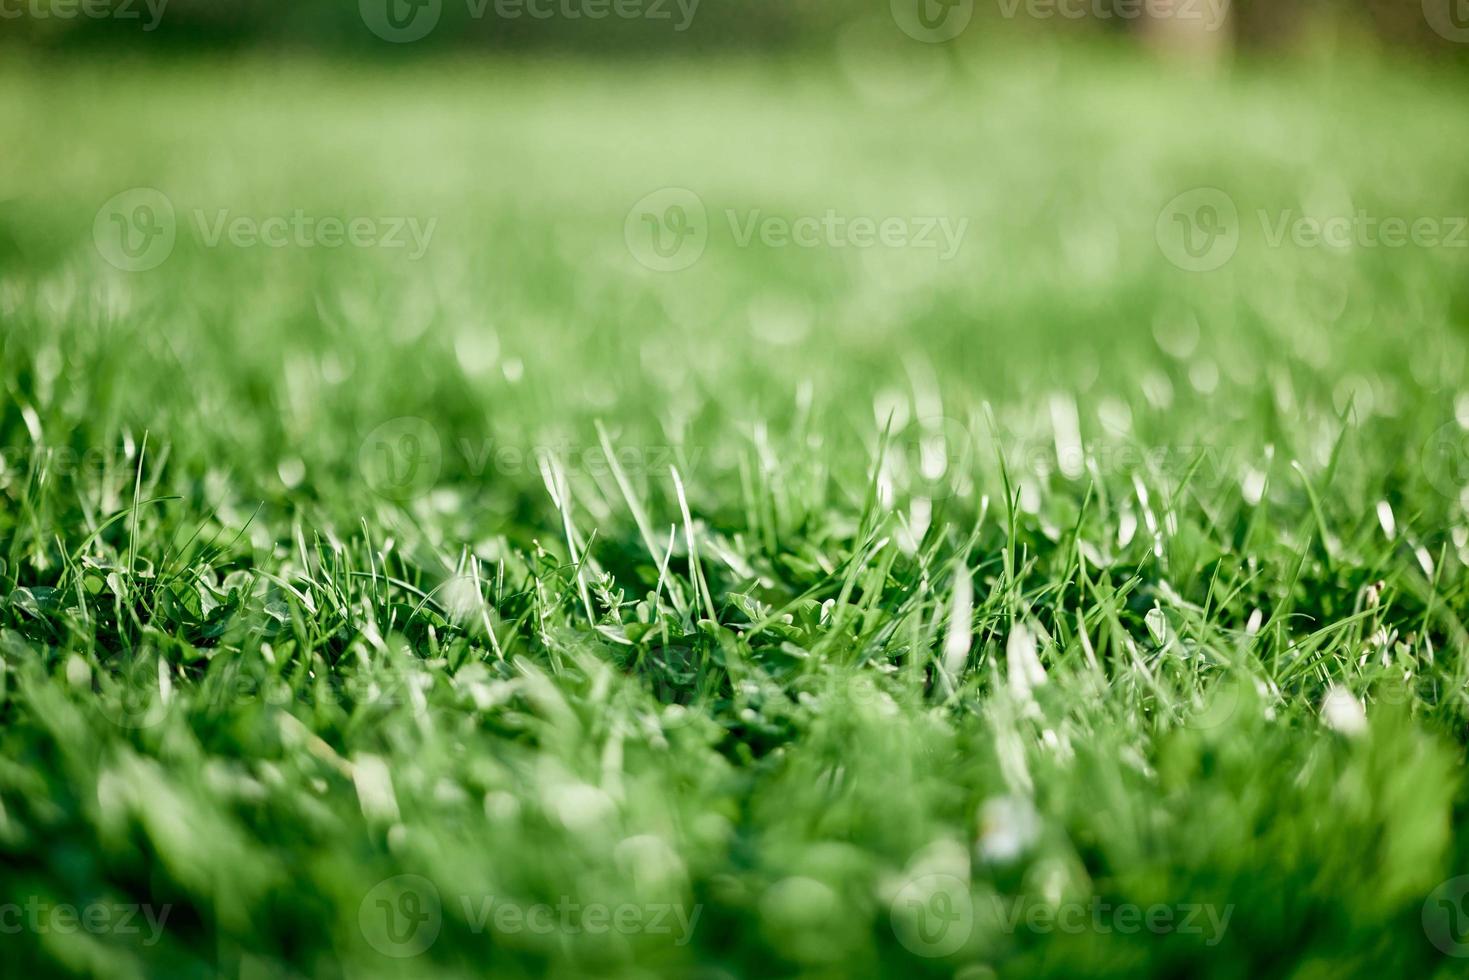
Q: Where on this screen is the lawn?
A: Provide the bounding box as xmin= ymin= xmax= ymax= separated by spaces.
xmin=2 ymin=40 xmax=1469 ymax=978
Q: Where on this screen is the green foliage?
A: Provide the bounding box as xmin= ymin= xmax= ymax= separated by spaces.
xmin=1 ymin=43 xmax=1468 ymax=978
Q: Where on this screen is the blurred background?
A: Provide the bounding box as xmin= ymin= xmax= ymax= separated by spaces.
xmin=5 ymin=0 xmax=1469 ymax=522
xmin=5 ymin=0 xmax=1469 ymax=57
xmin=5 ymin=3 xmax=1469 ymax=979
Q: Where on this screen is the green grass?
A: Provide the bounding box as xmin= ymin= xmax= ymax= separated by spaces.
xmin=3 ymin=40 xmax=1469 ymax=979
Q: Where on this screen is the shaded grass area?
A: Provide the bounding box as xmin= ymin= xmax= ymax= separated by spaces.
xmin=2 ymin=43 xmax=1469 ymax=978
